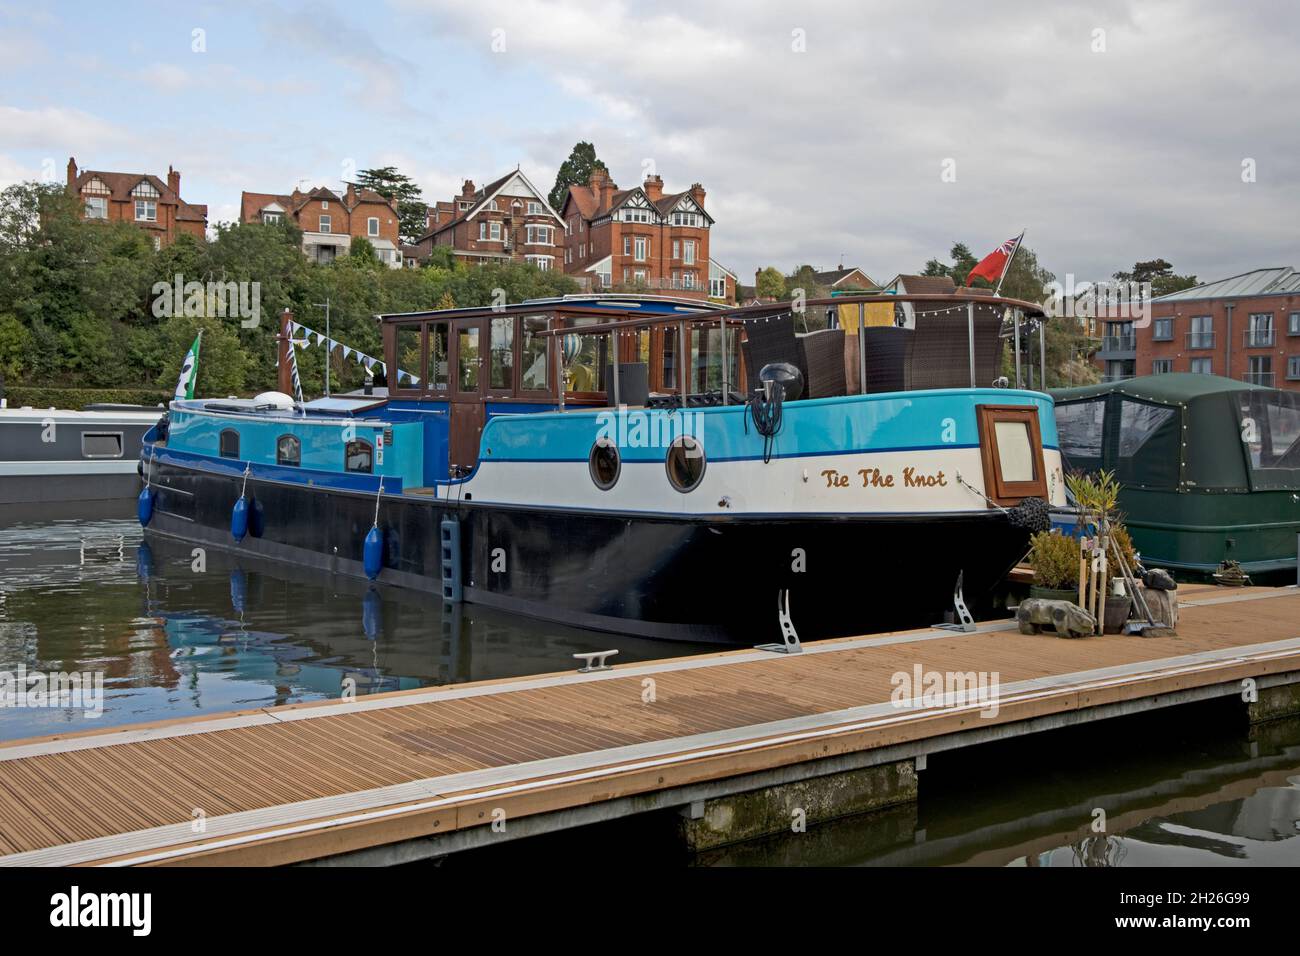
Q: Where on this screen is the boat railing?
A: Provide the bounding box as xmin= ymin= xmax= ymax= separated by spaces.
xmin=539 ymin=292 xmax=1050 ymax=408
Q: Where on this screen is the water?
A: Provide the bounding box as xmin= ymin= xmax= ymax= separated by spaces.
xmin=2 ymin=503 xmax=1298 ymax=866
xmin=0 ymin=502 xmax=709 ymax=742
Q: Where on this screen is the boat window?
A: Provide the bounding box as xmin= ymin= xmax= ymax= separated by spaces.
xmin=276 ymin=434 xmax=301 ymax=467
xmin=1113 ymin=399 xmax=1180 ymax=488
xmin=520 ymin=315 xmax=549 ymax=391
xmin=457 ymin=325 xmax=480 ymax=391
xmin=665 ymin=435 xmax=706 ymax=493
xmin=345 ymin=439 xmax=373 ymax=474
xmin=395 ymin=324 xmax=422 ymax=391
xmin=428 ymin=322 xmax=450 ymax=392
xmin=1055 ymin=399 xmax=1106 ymax=465
xmin=81 ymin=431 xmax=122 ymax=459
xmin=564 ymin=317 xmax=606 ymax=394
xmin=589 ymin=438 xmax=620 ymax=490
xmin=219 ymin=429 xmax=240 ymax=459
xmin=1238 ymin=391 xmax=1300 ymax=479
xmin=974 ymin=405 xmax=1047 ymax=505
xmin=489 ymin=316 xmax=514 ymax=390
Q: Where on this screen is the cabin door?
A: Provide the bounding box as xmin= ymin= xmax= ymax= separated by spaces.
xmin=449 ymin=318 xmax=486 ymax=475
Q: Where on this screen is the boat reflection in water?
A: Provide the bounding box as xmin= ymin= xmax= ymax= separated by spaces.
xmin=0 ymin=512 xmax=708 ymax=742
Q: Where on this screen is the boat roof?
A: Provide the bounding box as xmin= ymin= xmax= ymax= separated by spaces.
xmin=1052 ymin=372 xmax=1266 ymax=406
xmin=379 ymin=293 xmax=722 ymax=322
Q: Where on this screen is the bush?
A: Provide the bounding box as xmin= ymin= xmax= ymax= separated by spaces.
xmin=3 ymin=386 xmax=169 ymax=409
xmin=1028 ymin=530 xmax=1079 ymax=589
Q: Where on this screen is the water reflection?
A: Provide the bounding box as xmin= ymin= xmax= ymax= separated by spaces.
xmin=0 ymin=505 xmax=710 ymax=742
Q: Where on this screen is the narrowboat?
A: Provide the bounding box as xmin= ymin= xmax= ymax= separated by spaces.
xmin=1 ymin=404 xmax=161 ymax=505
xmin=138 ymin=292 xmax=1066 ymax=643
xmin=1053 ymin=373 xmax=1300 ymax=580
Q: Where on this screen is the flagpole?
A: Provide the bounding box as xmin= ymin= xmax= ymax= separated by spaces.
xmin=993 ymin=229 xmax=1025 ymax=297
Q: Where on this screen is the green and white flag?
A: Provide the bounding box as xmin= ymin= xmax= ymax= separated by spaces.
xmin=173 ymin=331 xmax=202 ymax=401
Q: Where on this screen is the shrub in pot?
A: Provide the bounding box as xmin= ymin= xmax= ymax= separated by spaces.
xmin=1027 ymin=530 xmax=1080 ymax=602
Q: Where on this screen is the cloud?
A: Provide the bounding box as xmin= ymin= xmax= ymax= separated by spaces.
xmin=0 ymin=105 xmax=130 ymax=154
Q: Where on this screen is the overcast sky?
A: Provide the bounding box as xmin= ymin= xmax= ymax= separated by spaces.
xmin=2 ymin=0 xmax=1296 ymax=286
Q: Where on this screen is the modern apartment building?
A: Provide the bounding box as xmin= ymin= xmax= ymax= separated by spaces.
xmin=1128 ymin=268 xmax=1300 ymax=392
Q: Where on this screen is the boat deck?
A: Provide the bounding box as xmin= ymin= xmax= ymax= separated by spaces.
xmin=1 ymin=583 xmax=1297 ymax=866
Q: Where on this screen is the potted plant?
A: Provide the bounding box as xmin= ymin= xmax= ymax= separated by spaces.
xmin=1067 ymin=469 xmax=1136 ymax=633
xmin=1027 ymin=530 xmax=1080 ymax=601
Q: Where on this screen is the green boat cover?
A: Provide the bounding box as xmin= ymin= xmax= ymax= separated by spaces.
xmin=1051 ymin=373 xmax=1300 ymax=493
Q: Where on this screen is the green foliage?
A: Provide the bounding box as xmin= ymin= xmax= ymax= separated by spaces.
xmin=1112 ymin=258 xmax=1197 ymax=298
xmin=549 ymin=141 xmax=607 ymax=211
xmin=755 ymin=266 xmax=786 ymax=300
xmin=3 ymin=386 xmax=169 ymax=409
xmin=1028 ymin=530 xmax=1080 ymax=589
xmin=0 ymin=313 xmax=32 ymax=379
xmin=349 ymin=236 xmax=378 ymax=262
xmin=354 ymin=166 xmax=427 ymax=245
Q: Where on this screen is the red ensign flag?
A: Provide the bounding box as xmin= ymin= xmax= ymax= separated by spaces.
xmin=966 ymin=233 xmax=1023 ymax=287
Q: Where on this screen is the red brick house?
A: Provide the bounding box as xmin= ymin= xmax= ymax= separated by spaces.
xmin=240 ymin=184 xmax=403 ymax=268
xmin=66 ymin=157 xmax=207 ymax=248
xmin=410 ymin=170 xmax=565 ymax=270
xmin=1130 ymin=268 xmax=1300 ymax=392
xmin=560 ymin=169 xmax=714 ymax=300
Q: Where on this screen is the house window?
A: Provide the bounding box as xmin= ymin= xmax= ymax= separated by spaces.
xmin=1247 ymin=355 xmax=1273 ymax=386
xmin=526 ymin=255 xmax=553 ymax=271
xmin=458 ymin=201 xmax=471 ymax=210
xmin=1289 ymin=312 xmax=1300 ymax=335
xmin=634 ymin=237 xmax=648 ymax=261
xmin=1190 ymin=357 xmax=1212 ymax=374
xmin=1152 ymin=317 xmax=1172 ymax=341
xmin=579 ymin=243 xmax=585 ymax=257
xmin=672 ymin=240 xmax=680 ymax=259
xmin=488 ymin=200 xmax=498 ymax=211
xmin=682 ymin=272 xmax=696 ymax=289
xmin=276 ymin=434 xmax=301 ymax=467
xmin=134 ymin=200 xmax=156 ymax=221
xmin=84 ymin=196 xmax=107 ymax=219
xmin=1247 ymin=312 xmax=1274 ymax=347
xmin=528 ymin=201 xmax=543 ymax=215
xmin=1288 ymin=356 xmax=1300 ymax=380
xmin=623 ymin=236 xmax=631 ymax=256
xmin=319 ymin=215 xmax=331 ymax=233
xmin=1188 ymin=315 xmax=1214 ymax=349
xmin=672 ymin=212 xmax=701 ymax=227
xmin=710 ymin=276 xmax=726 ymax=298
xmin=368 ymin=217 xmax=379 ymax=237
xmin=153 ymin=236 xmax=161 ymax=251
xmin=219 ymin=429 xmax=240 ymax=459
xmin=683 ymin=240 xmax=696 ymax=265
xmin=622 ymin=208 xmax=651 ymax=223
xmin=1152 ymin=359 xmax=1173 ymax=374
xmin=262 ymin=212 xmax=283 ymax=224
xmin=526 ymin=225 xmax=552 ymax=244
xmin=478 ymin=221 xmax=502 ymax=241
xmin=344 ymin=439 xmax=373 ymax=474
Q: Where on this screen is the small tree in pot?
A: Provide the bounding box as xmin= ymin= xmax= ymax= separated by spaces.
xmin=1027 ymin=530 xmax=1080 ymax=602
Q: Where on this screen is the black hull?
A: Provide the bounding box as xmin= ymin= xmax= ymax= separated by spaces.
xmin=144 ymin=459 xmax=1031 ymax=644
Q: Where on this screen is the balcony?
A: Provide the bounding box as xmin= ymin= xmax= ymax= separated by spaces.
xmin=1243 ymin=328 xmax=1275 ymax=348
xmin=1242 ymin=371 xmax=1275 ymax=387
xmin=1185 ymin=331 xmax=1216 ymax=349
xmin=1101 ymin=334 xmax=1136 ymax=352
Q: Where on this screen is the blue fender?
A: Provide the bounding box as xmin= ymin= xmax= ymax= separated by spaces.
xmin=231 ymin=495 xmax=249 ymax=543
xmin=363 ymin=525 xmax=383 ymax=580
xmin=362 ymin=587 xmax=382 ymax=640
xmin=137 ymin=487 xmax=154 ymax=527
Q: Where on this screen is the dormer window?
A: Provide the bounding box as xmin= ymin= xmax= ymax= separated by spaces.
xmin=458 ymin=201 xmax=471 ymax=210
xmin=262 ymin=212 xmax=283 ymax=224
xmin=321 ymin=200 xmax=329 ymax=209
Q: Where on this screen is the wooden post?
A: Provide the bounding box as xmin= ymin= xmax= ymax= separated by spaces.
xmin=278 ymin=308 xmax=293 ymax=396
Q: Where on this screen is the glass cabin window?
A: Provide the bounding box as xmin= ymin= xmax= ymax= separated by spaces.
xmin=276 ymin=434 xmax=301 ymax=466
xmin=520 ymin=315 xmax=549 ymax=391
xmin=344 ymin=439 xmax=372 ymax=474
xmin=219 ymin=429 xmax=240 ymax=459
xmin=490 ymin=317 xmax=514 ymax=390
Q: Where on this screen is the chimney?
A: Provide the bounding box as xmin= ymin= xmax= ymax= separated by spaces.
xmin=67 ymin=157 xmax=77 ymax=189
xmin=643 ymin=174 xmax=663 ymax=202
xmin=588 ymin=168 xmax=617 ymax=212
xmin=461 ymin=179 xmax=476 ymax=199
xmin=167 ymin=165 xmax=180 ymax=196
xmin=689 ymin=182 xmax=706 ymax=208
xmin=345 ymin=182 xmax=356 ymax=205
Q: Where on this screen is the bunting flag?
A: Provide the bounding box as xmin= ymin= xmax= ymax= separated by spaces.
xmin=287 ymin=320 xmax=407 ymax=385
xmin=173 ymin=331 xmax=202 ymax=401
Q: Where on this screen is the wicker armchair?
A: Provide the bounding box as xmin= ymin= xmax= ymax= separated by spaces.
xmin=908 ymin=313 xmax=1004 ymax=390
xmin=796 ymin=328 xmax=847 ymax=398
xmin=861 ymin=326 xmax=914 ymax=393
xmin=741 ymin=314 xmax=804 ymax=392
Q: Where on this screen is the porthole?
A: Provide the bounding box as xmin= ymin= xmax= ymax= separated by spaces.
xmin=665 ymin=435 xmax=705 ymax=493
xmin=589 ymin=438 xmax=621 ymax=491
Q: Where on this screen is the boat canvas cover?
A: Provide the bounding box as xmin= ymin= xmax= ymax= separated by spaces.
xmin=1052 ymin=373 xmax=1300 ymax=493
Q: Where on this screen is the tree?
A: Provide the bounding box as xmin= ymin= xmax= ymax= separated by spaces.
xmin=349 ymin=236 xmax=378 ymax=262
xmin=922 ymin=242 xmax=977 ymax=285
xmin=755 ymin=266 xmax=786 ymax=300
xmin=549 ymin=142 xmax=607 ymax=211
xmin=354 ymin=166 xmax=427 ymax=245
xmin=1113 ymin=259 xmax=1198 ymax=298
